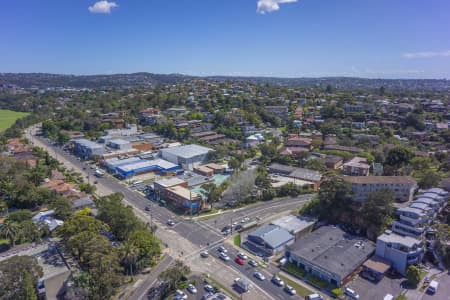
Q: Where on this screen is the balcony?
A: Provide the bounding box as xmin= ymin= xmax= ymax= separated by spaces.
xmin=392 ymin=221 xmax=425 ymax=238
xmin=398 ymin=214 xmax=427 ymax=226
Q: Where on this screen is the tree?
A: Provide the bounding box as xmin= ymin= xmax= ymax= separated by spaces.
xmin=0 ymin=256 xmax=43 ymax=300
xmin=0 ymin=201 xmax=7 ymax=216
xmin=406 ymin=265 xmax=421 ymax=287
xmin=56 ymin=215 xmax=108 ymax=240
xmin=21 ymin=271 xmax=38 ymax=300
xmin=418 ymin=170 xmax=441 ymax=189
xmin=51 ymin=197 xmax=73 ymax=220
xmin=0 ymin=221 xmax=19 ymax=247
xmin=304 ymin=159 xmax=327 ymax=173
xmin=126 ymin=229 xmax=161 ymax=272
xmin=79 ymin=183 xmax=96 ymax=194
xmin=5 ymin=209 xmax=32 ymax=223
xmin=385 ymin=146 xmax=414 ymax=168
xmin=159 ymin=260 xmax=190 ymax=292
xmin=228 ymin=157 xmax=241 ymax=172
xmin=201 ymin=183 xmax=221 ymax=205
xmin=360 ymin=190 xmax=395 ymax=237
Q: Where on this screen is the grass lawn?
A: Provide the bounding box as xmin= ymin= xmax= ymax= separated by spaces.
xmin=0 ymin=109 xmax=29 ymax=131
xmin=279 ymin=274 xmax=313 ymax=297
xmin=283 ymin=262 xmax=306 ymax=278
xmin=307 ymin=274 xmax=329 ymax=289
xmin=233 ymin=234 xmax=241 ymax=247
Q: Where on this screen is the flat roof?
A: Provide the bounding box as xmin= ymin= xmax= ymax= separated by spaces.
xmin=289 ymin=226 xmax=375 ymax=279
xmin=155 ymin=177 xmax=186 ymax=188
xmin=74 ymin=139 xmax=104 ymax=149
xmin=363 ymin=256 xmax=392 ymax=273
xmin=397 ymin=206 xmax=426 ymax=216
xmin=105 ymin=157 xmax=141 ymax=167
xmin=109 ymin=138 xmax=130 ymax=145
xmin=160 ymin=144 xmax=213 ymax=159
xmin=167 ymin=185 xmax=199 ymax=200
xmin=344 ymin=176 xmax=417 ymax=185
xmin=271 ymin=215 xmax=316 ymax=234
xmin=377 ymin=231 xmax=421 ymax=248
xmin=117 ymin=158 xmax=178 ymax=172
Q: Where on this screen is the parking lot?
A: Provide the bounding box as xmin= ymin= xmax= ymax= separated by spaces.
xmin=349 ymin=272 xmax=404 ymax=300
xmin=421 ymin=273 xmax=450 ymax=300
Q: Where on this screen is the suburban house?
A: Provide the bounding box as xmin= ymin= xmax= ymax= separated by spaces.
xmin=286 ymin=226 xmax=375 ymax=287
xmin=342 ymin=157 xmax=370 ymax=176
xmin=343 ymin=176 xmax=417 ymax=203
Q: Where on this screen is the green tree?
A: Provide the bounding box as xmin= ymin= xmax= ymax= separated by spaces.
xmin=406 ymin=265 xmax=421 ymax=287
xmin=0 ymin=221 xmax=20 ymax=247
xmin=56 ymin=215 xmax=108 ymax=240
xmin=418 ymin=170 xmax=441 ymax=189
xmin=159 ymin=260 xmax=190 ymax=292
xmin=51 ymin=197 xmax=73 ymax=220
xmin=360 ymin=190 xmax=395 ymax=237
xmin=385 ymin=146 xmax=414 ymax=168
xmin=21 ymin=271 xmax=38 ymax=300
xmin=304 ymin=159 xmax=327 ymax=172
xmin=79 ymin=183 xmax=97 ymax=194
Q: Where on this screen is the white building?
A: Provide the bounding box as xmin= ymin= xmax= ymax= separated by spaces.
xmin=375 ymin=230 xmax=424 ymax=275
xmin=160 ymin=144 xmax=213 ymax=170
xmin=343 ymin=176 xmax=417 ymax=203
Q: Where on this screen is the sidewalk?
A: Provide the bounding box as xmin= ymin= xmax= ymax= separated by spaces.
xmin=279 ymin=271 xmax=329 ymax=299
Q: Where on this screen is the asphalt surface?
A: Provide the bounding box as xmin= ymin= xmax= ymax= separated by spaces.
xmin=206 ymin=243 xmax=300 ymax=300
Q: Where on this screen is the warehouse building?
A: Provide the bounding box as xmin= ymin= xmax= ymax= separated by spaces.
xmin=271 ymin=215 xmax=316 ymax=240
xmin=107 ymin=138 xmax=132 ymax=150
xmin=116 ymin=158 xmax=181 ymax=178
xmin=247 ymin=224 xmax=295 ymax=256
xmin=160 ymin=144 xmax=213 ymax=170
xmin=286 ymin=226 xmax=375 ymax=287
xmin=73 ymin=139 xmax=105 ymax=159
xmin=102 ymin=157 xmax=142 ymax=172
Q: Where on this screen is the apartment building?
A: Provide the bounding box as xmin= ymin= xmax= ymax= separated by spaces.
xmin=343 ymin=176 xmax=417 ymax=203
xmin=391 ymin=207 xmax=429 ymax=239
xmin=375 ymin=230 xmax=424 ymax=275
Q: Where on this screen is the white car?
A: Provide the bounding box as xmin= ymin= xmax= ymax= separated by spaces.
xmin=174 ymin=289 xmax=188 ymax=299
xmin=218 ymin=246 xmax=227 ymax=253
xmin=248 ymin=260 xmax=258 ymax=267
xmin=237 ymin=252 xmax=248 ymax=260
xmin=187 ymin=284 xmax=197 ymax=294
xmin=254 ymin=271 xmax=265 ymax=281
xmin=344 ymin=287 xmax=360 ymax=299
xmin=284 ymin=285 xmax=296 ymax=295
xmin=219 ymin=252 xmax=230 ymax=261
xmin=200 ymin=251 xmax=209 ymax=258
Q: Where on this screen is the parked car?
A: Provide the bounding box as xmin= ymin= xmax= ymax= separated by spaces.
xmin=145 ymin=206 xmax=151 ymax=211
xmin=344 ymin=287 xmax=360 ymax=299
xmin=204 ymin=285 xmax=215 ymax=293
xmin=254 ymin=271 xmax=265 ymax=281
xmin=219 ymin=252 xmax=230 ymax=261
xmin=167 ymin=219 xmax=175 ymax=226
xmin=248 ymin=260 xmax=258 ymax=267
xmin=200 ymin=251 xmax=209 ymax=258
xmin=187 ymin=284 xmax=197 ymax=294
xmin=218 ymin=246 xmax=227 ymax=253
xmin=271 ymin=276 xmax=284 ymax=287
xmin=284 ymin=285 xmax=296 ymax=295
xmin=234 ymin=257 xmax=246 ymax=265
xmin=427 ymin=280 xmax=439 ymax=294
xmin=174 ymin=289 xmax=188 ymax=299
xmin=237 ymin=252 xmax=248 ymax=260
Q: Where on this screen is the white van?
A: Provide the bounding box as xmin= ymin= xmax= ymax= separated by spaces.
xmin=427 ymin=280 xmax=439 ymax=294
xmin=383 ymin=294 xmax=394 ymax=300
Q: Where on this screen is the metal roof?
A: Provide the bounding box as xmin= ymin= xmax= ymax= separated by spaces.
xmin=160 ymin=144 xmax=213 ymax=159
xmin=248 ymin=224 xmax=294 ymax=249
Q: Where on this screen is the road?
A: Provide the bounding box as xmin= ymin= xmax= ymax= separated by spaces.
xmin=25 ymin=125 xmax=315 ymax=300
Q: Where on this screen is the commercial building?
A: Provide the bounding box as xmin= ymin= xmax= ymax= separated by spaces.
xmin=247 ymin=224 xmax=295 ymax=256
xmin=343 ymin=176 xmax=417 ymax=203
xmin=342 ymin=157 xmax=370 ymax=176
xmin=375 ymin=230 xmax=424 ymax=275
xmin=270 ymin=215 xmax=316 ymax=240
xmin=116 ymin=158 xmax=181 ymax=178
xmin=165 ymin=185 xmax=202 ymax=212
xmin=103 ymin=157 xmax=142 ymax=172
xmin=160 ymin=144 xmax=213 ymax=170
xmin=73 ymin=139 xmax=105 ymax=159
xmin=286 ymin=226 xmax=375 ymax=287
xmin=107 ymin=138 xmax=132 ymax=150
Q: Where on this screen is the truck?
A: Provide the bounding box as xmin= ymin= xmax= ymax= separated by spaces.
xmin=427 ymin=280 xmax=439 ymax=294
xmin=234 ymin=278 xmax=250 ymax=292
xmin=94 ymin=170 xmax=104 ymax=177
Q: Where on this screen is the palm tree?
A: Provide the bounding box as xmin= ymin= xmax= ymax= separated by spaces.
xmin=0 ymin=221 xmax=20 ymax=247
xmin=119 ymin=241 xmax=139 ymax=277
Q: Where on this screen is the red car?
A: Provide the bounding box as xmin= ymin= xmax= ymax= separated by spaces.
xmin=234 ymin=257 xmax=246 ymax=265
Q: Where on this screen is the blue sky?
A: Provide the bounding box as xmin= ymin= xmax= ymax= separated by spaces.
xmin=2 ymin=0 xmax=450 ymax=78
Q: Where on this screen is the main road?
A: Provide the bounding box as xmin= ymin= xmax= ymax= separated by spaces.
xmin=25 ymin=125 xmax=314 ymax=300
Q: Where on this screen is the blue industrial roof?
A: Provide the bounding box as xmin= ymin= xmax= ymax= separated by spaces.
xmin=105 ymin=157 xmax=141 ymax=168
xmin=160 ymin=144 xmax=213 ymax=159
xmin=248 ymin=224 xmax=294 ymax=249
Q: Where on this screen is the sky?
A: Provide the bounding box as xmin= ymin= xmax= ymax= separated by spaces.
xmin=2 ymin=0 xmax=450 ymax=79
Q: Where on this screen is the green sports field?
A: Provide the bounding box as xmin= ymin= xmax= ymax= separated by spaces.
xmin=0 ymin=109 xmax=29 ymax=131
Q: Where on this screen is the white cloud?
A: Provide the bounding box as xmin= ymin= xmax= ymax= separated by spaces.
xmin=402 ymin=50 xmax=450 ymax=59
xmin=257 ymin=0 xmax=297 ymax=14
xmin=88 ymin=1 xmax=118 ymax=14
